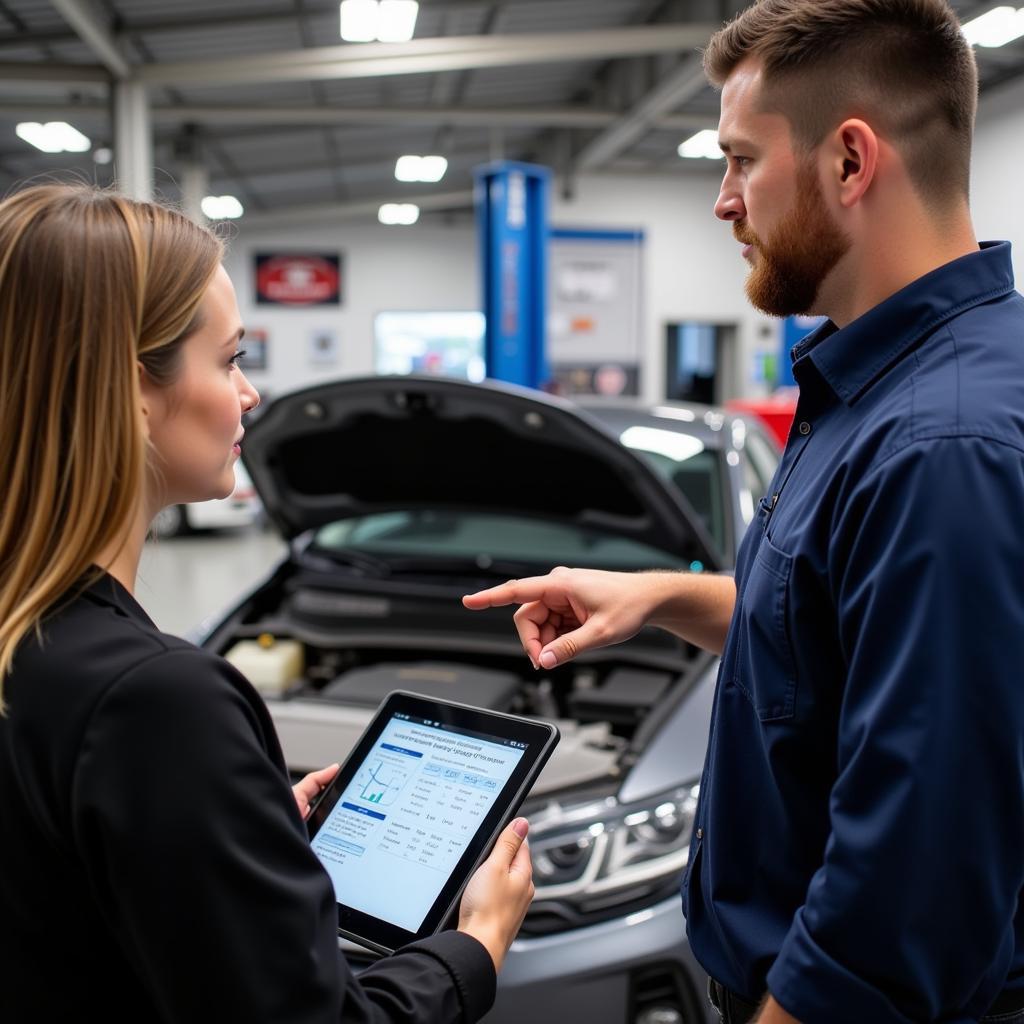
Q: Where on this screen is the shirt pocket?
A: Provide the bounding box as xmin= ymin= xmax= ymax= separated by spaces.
xmin=731 ymin=532 xmax=798 ymax=722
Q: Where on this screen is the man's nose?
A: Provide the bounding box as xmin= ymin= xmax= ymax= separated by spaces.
xmin=715 ymin=185 xmax=745 ymax=222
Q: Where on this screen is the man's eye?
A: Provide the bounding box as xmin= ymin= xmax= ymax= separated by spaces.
xmin=733 ymin=156 xmax=751 ymax=168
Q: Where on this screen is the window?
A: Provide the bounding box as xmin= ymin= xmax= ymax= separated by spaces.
xmin=374 ymin=311 xmax=485 ymax=381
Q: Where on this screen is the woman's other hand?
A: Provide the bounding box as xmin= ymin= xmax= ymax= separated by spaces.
xmin=293 ymin=763 xmax=340 ymax=820
xmin=458 ymin=817 xmax=534 ymax=973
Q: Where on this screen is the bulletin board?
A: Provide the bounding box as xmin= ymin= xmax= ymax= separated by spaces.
xmin=547 ymin=228 xmax=644 ymax=396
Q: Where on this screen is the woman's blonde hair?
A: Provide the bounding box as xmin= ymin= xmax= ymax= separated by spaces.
xmin=0 ymin=184 xmax=224 ymax=706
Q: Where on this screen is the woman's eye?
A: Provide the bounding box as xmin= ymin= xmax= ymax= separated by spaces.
xmin=228 ymin=349 xmax=246 ymax=368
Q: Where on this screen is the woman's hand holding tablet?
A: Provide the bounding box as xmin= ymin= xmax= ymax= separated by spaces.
xmin=306 ymin=691 xmax=560 ymax=956
xmin=457 ymin=816 xmax=534 ymax=971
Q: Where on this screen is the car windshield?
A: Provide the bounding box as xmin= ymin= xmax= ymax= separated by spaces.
xmin=600 ymin=417 xmax=725 ymax=555
xmin=627 ymin=447 xmax=724 ymax=555
xmin=311 ymin=510 xmax=687 ymax=574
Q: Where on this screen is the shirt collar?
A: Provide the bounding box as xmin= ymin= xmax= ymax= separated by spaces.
xmin=792 ymin=241 xmax=1015 ymax=406
xmin=81 ymin=569 xmax=155 ymax=626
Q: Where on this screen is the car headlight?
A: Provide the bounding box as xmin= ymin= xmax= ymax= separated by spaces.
xmin=526 ymin=782 xmax=700 ymax=917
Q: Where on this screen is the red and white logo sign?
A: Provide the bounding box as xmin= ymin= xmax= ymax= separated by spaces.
xmin=254 ymin=253 xmax=341 ymax=306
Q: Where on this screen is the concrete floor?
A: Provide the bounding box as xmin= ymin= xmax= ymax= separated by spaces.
xmin=136 ymin=525 xmax=287 ymax=639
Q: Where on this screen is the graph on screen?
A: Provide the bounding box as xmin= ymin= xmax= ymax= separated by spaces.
xmin=357 ymin=760 xmax=409 ymax=806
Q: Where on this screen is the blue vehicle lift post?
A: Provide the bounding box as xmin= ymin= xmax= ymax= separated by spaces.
xmin=473 ymin=161 xmax=551 ymax=390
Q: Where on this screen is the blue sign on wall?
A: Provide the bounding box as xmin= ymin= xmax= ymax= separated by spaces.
xmin=780 ymin=315 xmax=827 ymax=386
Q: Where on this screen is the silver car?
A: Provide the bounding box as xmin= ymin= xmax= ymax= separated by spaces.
xmin=197 ymin=376 xmax=779 ymax=1024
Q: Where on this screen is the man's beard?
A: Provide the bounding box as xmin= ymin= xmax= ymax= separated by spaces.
xmin=734 ymin=160 xmax=851 ymax=317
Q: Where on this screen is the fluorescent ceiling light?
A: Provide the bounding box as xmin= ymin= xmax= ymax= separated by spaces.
xmin=394 ymin=155 xmax=422 ymax=181
xmin=377 ymin=1 xmax=418 ymax=42
xmin=961 ymin=6 xmax=1024 ymax=47
xmin=378 ymin=203 xmax=420 ymax=225
xmin=394 ymin=154 xmax=448 ymax=182
xmin=677 ymin=129 xmax=723 ymax=160
xmin=340 ymin=0 xmax=417 ymax=42
xmin=417 ymin=155 xmax=447 ymax=182
xmin=340 ymin=0 xmax=378 ymax=41
xmin=201 ymin=195 xmax=244 ymax=219
xmin=16 ymin=121 xmax=90 ymax=154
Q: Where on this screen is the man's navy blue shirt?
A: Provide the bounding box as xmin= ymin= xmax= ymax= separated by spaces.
xmin=682 ymin=242 xmax=1024 ymax=1023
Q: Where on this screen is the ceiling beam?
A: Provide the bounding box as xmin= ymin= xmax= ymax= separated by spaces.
xmin=0 ymin=101 xmax=716 ymax=134
xmin=46 ymin=0 xmax=130 ymax=78
xmin=0 ymin=60 xmax=107 ymax=82
xmin=136 ymin=25 xmax=717 ymax=87
xmin=0 ymin=0 xmax=543 ymax=50
xmin=574 ymin=54 xmax=708 ymax=171
xmin=208 ymin=140 xmax=498 ymax=185
xmin=237 ymin=187 xmax=475 ymax=227
xmin=157 ymin=104 xmax=619 ymax=129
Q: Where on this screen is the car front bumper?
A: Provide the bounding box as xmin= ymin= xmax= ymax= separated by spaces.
xmin=484 ymin=896 xmax=714 ymax=1024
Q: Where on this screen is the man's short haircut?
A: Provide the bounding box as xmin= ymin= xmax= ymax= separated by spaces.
xmin=704 ymin=0 xmax=978 ymax=209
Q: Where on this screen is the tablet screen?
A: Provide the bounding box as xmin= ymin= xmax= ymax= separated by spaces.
xmin=311 ymin=708 xmax=528 ymax=933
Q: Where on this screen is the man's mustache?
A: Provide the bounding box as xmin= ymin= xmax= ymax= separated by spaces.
xmin=733 ymin=223 xmax=758 ymax=246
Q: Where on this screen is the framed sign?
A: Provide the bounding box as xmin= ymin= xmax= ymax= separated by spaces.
xmin=308 ymin=327 xmax=339 ymax=366
xmin=238 ymin=328 xmax=268 ymax=371
xmin=254 ymin=252 xmax=342 ymax=306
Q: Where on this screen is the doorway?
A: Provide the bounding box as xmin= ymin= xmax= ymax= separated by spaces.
xmin=664 ymin=322 xmax=738 ymax=404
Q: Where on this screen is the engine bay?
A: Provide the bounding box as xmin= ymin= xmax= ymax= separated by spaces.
xmin=207 ymin=570 xmax=704 ymax=795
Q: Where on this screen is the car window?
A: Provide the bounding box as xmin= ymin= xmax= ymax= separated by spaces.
xmin=313 ymin=511 xmax=687 ymax=572
xmin=743 ymin=429 xmax=781 ymax=496
xmin=627 ymin=448 xmax=725 ymax=555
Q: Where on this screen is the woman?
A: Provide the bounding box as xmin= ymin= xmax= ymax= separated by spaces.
xmin=0 ymin=184 xmax=533 ymax=1022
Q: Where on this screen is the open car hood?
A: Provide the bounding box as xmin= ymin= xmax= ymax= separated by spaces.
xmin=241 ymin=375 xmax=721 ymax=571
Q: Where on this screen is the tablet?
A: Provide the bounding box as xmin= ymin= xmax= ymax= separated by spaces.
xmin=306 ymin=690 xmax=560 ymax=955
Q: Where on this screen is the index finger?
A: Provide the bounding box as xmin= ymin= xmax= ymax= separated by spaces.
xmin=462 ymin=576 xmax=554 ymax=610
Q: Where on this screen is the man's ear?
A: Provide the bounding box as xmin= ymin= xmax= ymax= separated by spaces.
xmin=826 ymin=118 xmax=879 ymax=209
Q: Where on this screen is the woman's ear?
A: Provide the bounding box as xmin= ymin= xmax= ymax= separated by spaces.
xmin=827 ymin=118 xmax=879 ymax=209
xmin=137 ymin=360 xmax=153 ymax=440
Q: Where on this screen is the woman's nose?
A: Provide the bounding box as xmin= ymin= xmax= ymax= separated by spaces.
xmin=239 ymin=373 xmax=260 ymax=412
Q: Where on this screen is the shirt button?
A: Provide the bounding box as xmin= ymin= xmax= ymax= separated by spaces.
xmin=696 ymin=827 xmax=704 ymax=840
xmin=798 ymin=421 xmax=812 ymax=436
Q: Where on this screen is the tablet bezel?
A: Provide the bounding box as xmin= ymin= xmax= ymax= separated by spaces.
xmin=306 ymin=689 xmax=559 ymax=955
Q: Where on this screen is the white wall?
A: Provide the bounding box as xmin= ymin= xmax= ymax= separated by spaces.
xmin=971 ymin=74 xmax=1024 ymax=283
xmin=551 ymin=172 xmax=777 ymax=402
xmin=226 ymin=172 xmax=772 ymax=405
xmin=224 ymin=222 xmax=479 ymax=400
xmin=225 ymin=80 xmax=1024 ymax=408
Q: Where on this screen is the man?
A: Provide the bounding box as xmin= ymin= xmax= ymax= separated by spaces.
xmin=464 ymin=2 xmax=1024 ymax=1022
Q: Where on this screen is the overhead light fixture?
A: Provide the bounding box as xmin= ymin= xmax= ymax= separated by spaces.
xmin=201 ymin=195 xmax=244 ymax=219
xmin=961 ymin=6 xmax=1024 ymax=46
xmin=340 ymin=0 xmax=418 ymax=43
xmin=92 ymin=146 xmax=113 ymax=165
xmin=340 ymin=0 xmax=377 ymax=41
xmin=377 ymin=0 xmax=419 ymax=42
xmin=15 ymin=121 xmax=90 ymax=154
xmin=378 ymin=203 xmax=420 ymax=225
xmin=394 ymin=154 xmax=448 ymax=182
xmin=677 ymin=129 xmax=723 ymax=161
